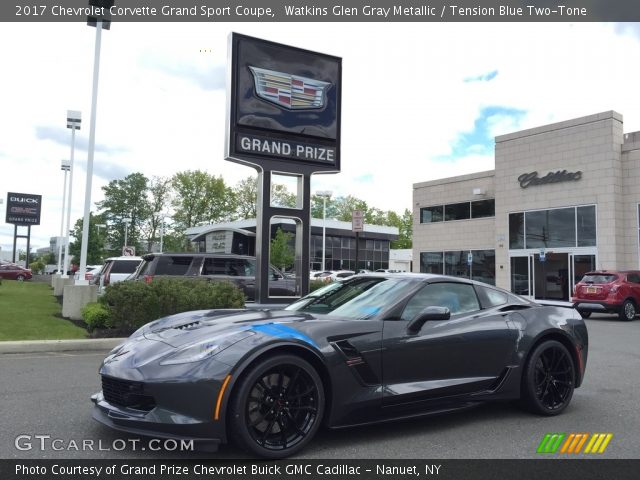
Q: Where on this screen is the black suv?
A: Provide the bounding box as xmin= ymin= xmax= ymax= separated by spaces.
xmin=130 ymin=253 xmax=297 ymax=301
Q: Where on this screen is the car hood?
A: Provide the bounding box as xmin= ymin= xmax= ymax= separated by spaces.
xmin=140 ymin=308 xmax=317 ymax=348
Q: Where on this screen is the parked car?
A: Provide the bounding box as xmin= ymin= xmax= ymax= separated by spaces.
xmin=74 ymin=264 xmax=103 ymax=282
xmin=93 ymin=273 xmax=589 ymax=458
xmin=572 ymin=270 xmax=640 ymax=321
xmin=329 ymin=270 xmax=356 ymax=281
xmin=0 ymin=262 xmax=32 ymax=281
xmin=96 ymin=256 xmax=142 ymax=291
xmin=310 ymin=270 xmax=332 ymax=282
xmin=130 ymin=253 xmax=296 ymax=300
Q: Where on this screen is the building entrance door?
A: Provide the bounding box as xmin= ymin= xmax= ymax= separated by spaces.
xmin=510 ymin=252 xmax=596 ymax=301
xmin=533 ymin=252 xmax=569 ymax=301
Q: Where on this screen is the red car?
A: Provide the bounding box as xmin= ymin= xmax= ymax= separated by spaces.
xmin=0 ymin=263 xmax=33 ymax=281
xmin=572 ymin=270 xmax=640 ymax=321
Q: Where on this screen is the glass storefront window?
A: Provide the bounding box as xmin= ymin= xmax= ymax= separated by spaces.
xmin=445 ymin=251 xmax=468 ymax=277
xmin=509 ymin=212 xmax=525 ymax=249
xmin=444 ymin=202 xmax=471 ymax=221
xmin=420 ymin=252 xmax=443 ymax=274
xmin=420 ymin=206 xmax=443 ymax=223
xmin=576 ymin=205 xmax=596 ymax=247
xmin=471 ymin=199 xmax=495 ymax=219
xmin=471 ymin=250 xmax=496 ymax=285
xmin=525 ymin=208 xmax=576 ymax=248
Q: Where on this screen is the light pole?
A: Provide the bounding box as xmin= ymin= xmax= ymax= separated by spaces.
xmin=159 ymin=213 xmax=168 ymax=253
xmin=95 ymin=223 xmax=107 ymax=258
xmin=316 ymin=190 xmax=332 ymax=271
xmin=122 ymin=217 xmax=132 ymax=250
xmin=62 ymin=111 xmax=81 ymax=278
xmin=77 ymin=0 xmax=112 ymax=284
xmin=56 ymin=159 xmax=71 ymax=275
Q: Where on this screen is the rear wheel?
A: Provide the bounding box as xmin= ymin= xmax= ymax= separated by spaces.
xmin=229 ymin=354 xmax=324 ymax=458
xmin=619 ymin=300 xmax=636 ymax=322
xmin=521 ymin=340 xmax=575 ymax=416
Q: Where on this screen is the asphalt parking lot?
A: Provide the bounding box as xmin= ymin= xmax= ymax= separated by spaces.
xmin=1 ymin=315 xmax=638 ymax=459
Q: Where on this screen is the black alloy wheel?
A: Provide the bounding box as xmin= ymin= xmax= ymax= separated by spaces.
xmin=521 ymin=340 xmax=575 ymax=416
xmin=619 ymin=300 xmax=636 ymax=322
xmin=229 ymin=354 xmax=324 ymax=458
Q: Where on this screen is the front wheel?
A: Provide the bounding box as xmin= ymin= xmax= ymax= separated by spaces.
xmin=619 ymin=300 xmax=636 ymax=322
xmin=521 ymin=340 xmax=575 ymax=416
xmin=16 ymin=275 xmax=25 ymax=281
xmin=229 ymin=354 xmax=325 ymax=458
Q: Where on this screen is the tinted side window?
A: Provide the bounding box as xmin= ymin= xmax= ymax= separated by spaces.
xmin=627 ymin=273 xmax=640 ymax=284
xmin=110 ymin=261 xmax=139 ymax=274
xmin=401 ymin=282 xmax=480 ymax=320
xmin=475 ymin=285 xmax=508 ymax=308
xmin=202 ymin=258 xmax=227 ymax=275
xmin=155 ymin=256 xmax=193 ymax=275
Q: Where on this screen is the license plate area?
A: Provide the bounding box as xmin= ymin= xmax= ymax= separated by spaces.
xmin=586 ymin=286 xmax=598 ymax=294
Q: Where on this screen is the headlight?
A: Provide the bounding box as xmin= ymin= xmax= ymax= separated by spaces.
xmin=159 ymin=330 xmax=255 ymax=365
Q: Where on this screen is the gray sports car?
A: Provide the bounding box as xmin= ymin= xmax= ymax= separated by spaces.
xmin=92 ymin=274 xmax=588 ymax=458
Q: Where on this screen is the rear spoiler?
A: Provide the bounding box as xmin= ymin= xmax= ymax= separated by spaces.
xmin=535 ymin=300 xmax=575 ymax=309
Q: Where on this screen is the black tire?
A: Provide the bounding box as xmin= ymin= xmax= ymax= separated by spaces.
xmin=578 ymin=311 xmax=591 ymax=319
xmin=228 ymin=354 xmax=325 ymax=458
xmin=521 ymin=340 xmax=575 ymax=416
xmin=619 ymin=300 xmax=636 ymax=322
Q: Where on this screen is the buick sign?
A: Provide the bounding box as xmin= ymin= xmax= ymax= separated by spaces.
xmin=6 ymin=192 xmax=42 ymax=225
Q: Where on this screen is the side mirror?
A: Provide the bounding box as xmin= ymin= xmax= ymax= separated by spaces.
xmin=407 ymin=306 xmax=450 ymax=334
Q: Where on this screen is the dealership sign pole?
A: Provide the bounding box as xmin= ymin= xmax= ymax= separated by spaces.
xmin=226 ymin=33 xmax=341 ymax=303
xmin=5 ymin=192 xmax=42 ymax=268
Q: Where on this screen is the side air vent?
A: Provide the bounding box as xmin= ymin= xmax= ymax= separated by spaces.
xmin=332 ymin=340 xmax=379 ymax=385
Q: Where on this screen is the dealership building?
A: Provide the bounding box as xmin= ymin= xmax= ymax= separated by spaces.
xmin=186 ymin=218 xmax=398 ymax=272
xmin=413 ymin=111 xmax=640 ymax=301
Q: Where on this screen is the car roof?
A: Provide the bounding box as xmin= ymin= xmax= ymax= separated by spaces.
xmin=104 ymin=256 xmax=142 ymax=261
xmin=142 ymin=252 xmax=256 ymax=260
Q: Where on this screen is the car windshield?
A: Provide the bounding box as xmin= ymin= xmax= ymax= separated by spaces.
xmin=285 ymin=277 xmax=416 ymax=319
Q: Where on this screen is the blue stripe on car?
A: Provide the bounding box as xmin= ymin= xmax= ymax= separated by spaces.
xmin=250 ymin=323 xmax=319 ymax=348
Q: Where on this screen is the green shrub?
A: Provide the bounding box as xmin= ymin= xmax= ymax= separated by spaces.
xmin=309 ymin=279 xmax=329 ymax=292
xmin=100 ymin=279 xmax=245 ymax=331
xmin=81 ymin=302 xmax=112 ymax=331
xmin=29 ymin=261 xmax=44 ymax=275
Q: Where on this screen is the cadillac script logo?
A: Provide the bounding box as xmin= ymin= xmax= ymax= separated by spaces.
xmin=249 ymin=66 xmax=331 ymax=110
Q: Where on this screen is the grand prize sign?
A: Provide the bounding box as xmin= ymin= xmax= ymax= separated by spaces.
xmin=226 ymin=33 xmax=341 ymax=303
xmin=226 ymin=33 xmax=341 ymax=172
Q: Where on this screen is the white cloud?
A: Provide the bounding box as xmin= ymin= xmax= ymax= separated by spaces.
xmin=1 ymin=22 xmax=640 ymax=253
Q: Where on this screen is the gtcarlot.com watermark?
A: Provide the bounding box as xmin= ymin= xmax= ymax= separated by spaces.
xmin=15 ymin=434 xmax=194 ymax=452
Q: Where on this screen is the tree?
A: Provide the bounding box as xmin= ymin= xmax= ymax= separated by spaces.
xmin=270 ymin=227 xmax=295 ymax=271
xmin=387 ymin=209 xmax=413 ymax=249
xmin=171 ymin=170 xmax=235 ymax=230
xmin=96 ymin=172 xmax=151 ymax=253
xmin=143 ymin=176 xmax=172 ymax=252
xmin=68 ymin=212 xmax=108 ymax=264
xmin=234 ymin=176 xmax=258 ymax=219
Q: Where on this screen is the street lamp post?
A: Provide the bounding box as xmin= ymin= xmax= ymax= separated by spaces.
xmin=57 ymin=159 xmax=71 ymax=275
xmin=159 ymin=213 xmax=168 ymax=253
xmin=77 ymin=0 xmax=112 ymax=284
xmin=62 ymin=111 xmax=81 ymax=278
xmin=316 ymin=191 xmax=332 ymax=271
xmin=122 ymin=217 xmax=132 ymax=250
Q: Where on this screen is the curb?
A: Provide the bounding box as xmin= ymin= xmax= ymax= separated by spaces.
xmin=0 ymin=338 xmax=127 ymax=354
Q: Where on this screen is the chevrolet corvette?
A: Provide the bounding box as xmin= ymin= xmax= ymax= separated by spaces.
xmin=92 ymin=274 xmax=588 ymax=458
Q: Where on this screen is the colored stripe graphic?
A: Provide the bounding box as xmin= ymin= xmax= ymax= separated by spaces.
xmin=538 ymin=433 xmax=613 ymax=454
xmin=584 ymin=433 xmax=613 ymax=454
xmin=537 ymin=433 xmax=565 ymax=453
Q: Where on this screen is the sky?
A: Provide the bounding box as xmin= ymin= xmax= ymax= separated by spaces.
xmin=1 ymin=21 xmax=640 ymax=256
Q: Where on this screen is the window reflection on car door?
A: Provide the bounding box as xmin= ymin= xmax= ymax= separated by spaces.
xmin=382 ymin=281 xmax=516 ymax=406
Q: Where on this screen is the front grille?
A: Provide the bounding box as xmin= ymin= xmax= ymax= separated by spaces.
xmin=101 ymin=376 xmax=156 ymax=411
